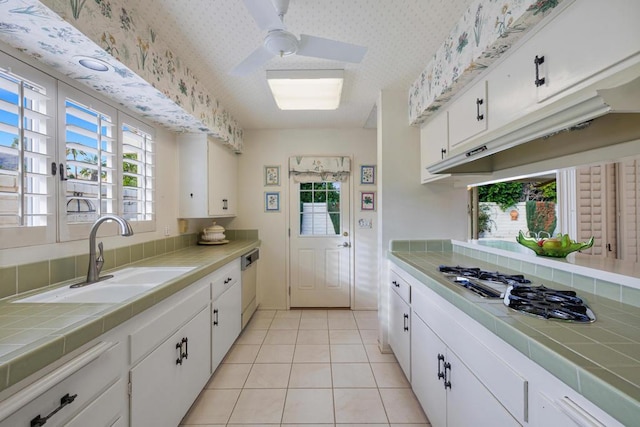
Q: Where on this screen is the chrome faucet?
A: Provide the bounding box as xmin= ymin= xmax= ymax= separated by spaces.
xmin=73 ymin=214 xmax=134 ymax=287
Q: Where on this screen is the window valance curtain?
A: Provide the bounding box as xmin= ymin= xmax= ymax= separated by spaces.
xmin=289 ymin=156 xmax=351 ymax=182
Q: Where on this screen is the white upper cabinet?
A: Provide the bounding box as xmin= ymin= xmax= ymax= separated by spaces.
xmin=532 ymin=0 xmax=640 ymax=102
xmin=448 ymin=80 xmax=488 ymax=152
xmin=420 ymin=111 xmax=450 ymax=183
xmin=178 ymin=134 xmax=238 ymax=218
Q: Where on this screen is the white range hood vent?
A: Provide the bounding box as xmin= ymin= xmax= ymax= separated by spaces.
xmin=428 ymin=74 xmax=640 ymax=175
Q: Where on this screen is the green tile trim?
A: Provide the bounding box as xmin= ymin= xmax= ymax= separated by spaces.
xmin=7 ymin=337 xmax=64 ymax=387
xmin=409 ymin=241 xmax=426 ymax=252
xmin=622 ymin=286 xmax=640 ymax=308
xmin=17 ymin=261 xmax=49 ymax=294
xmin=50 ymin=256 xmax=76 ymax=285
xmin=595 ymin=279 xmax=622 ymax=301
xmin=0 ymin=267 xmax=16 ymax=299
xmin=580 ymin=367 xmax=640 ymax=427
xmin=60 ymin=317 xmax=104 ymax=354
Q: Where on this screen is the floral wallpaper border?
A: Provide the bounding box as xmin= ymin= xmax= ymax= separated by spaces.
xmin=409 ymin=0 xmax=566 ymax=126
xmin=0 ymin=0 xmax=243 ymax=151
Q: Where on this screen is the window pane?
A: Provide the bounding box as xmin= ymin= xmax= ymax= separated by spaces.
xmin=64 ymin=98 xmax=115 ymax=224
xmin=299 ymin=181 xmax=341 ymax=236
xmin=122 ymin=121 xmax=154 ymax=221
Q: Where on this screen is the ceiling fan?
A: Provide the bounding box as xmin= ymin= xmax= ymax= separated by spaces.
xmin=230 ymin=0 xmax=368 ymax=75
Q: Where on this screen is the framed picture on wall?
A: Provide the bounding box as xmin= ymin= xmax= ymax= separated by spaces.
xmin=361 ymin=191 xmax=375 ymax=211
xmin=264 ymin=165 xmax=280 ymax=186
xmin=265 ymin=191 xmax=280 ymax=212
xmin=360 ymin=165 xmax=375 ymax=185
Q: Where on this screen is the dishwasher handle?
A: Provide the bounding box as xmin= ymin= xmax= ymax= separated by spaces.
xmin=241 ymin=248 xmax=260 ymax=270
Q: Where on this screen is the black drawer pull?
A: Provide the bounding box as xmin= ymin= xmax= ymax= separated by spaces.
xmin=30 ymin=393 xmax=77 ymax=426
xmin=213 ymin=308 xmax=219 ymax=326
xmin=534 ymin=55 xmax=545 ymax=87
xmin=176 ymin=341 xmax=183 ymax=365
xmin=403 ymin=313 xmax=409 ymax=331
xmin=476 ymin=98 xmax=484 ymax=121
xmin=182 ymin=337 xmax=189 ymax=360
xmin=444 ymin=361 xmax=452 ymax=389
xmin=392 ymin=280 xmax=400 ymax=288
xmin=437 ymin=354 xmax=445 ymax=380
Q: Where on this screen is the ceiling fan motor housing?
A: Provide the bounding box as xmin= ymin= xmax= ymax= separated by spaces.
xmin=264 ymin=29 xmax=298 ymax=56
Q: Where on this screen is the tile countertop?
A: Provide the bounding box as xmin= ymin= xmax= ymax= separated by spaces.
xmin=389 ymin=250 xmax=640 ymax=427
xmin=0 ymin=239 xmax=260 ymax=395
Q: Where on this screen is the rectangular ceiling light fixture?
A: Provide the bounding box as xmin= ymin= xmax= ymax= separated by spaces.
xmin=267 ymin=69 xmax=344 ymax=110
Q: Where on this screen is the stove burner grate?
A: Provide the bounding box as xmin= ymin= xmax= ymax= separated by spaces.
xmin=504 ymin=285 xmax=595 ymax=322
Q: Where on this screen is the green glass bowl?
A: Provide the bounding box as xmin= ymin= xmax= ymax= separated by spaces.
xmin=516 ymin=231 xmax=594 ymax=258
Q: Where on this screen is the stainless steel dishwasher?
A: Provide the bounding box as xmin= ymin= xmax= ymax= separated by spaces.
xmin=240 ymin=248 xmax=259 ymax=329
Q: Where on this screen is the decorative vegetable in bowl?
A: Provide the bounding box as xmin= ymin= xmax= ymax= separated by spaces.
xmin=516 ymin=231 xmax=594 ymax=258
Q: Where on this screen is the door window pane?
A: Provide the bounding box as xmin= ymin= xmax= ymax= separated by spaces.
xmin=299 ymin=181 xmax=340 ymax=235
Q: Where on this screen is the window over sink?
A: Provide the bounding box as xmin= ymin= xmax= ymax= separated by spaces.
xmin=0 ymin=50 xmax=156 ymax=249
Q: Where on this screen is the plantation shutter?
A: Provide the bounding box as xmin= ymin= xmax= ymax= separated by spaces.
xmin=0 ymin=52 xmax=56 ymax=248
xmin=619 ymin=157 xmax=640 ymax=262
xmin=58 ymin=83 xmax=118 ymax=241
xmin=576 ymin=164 xmax=617 ymax=258
xmin=120 ymin=113 xmax=155 ymax=230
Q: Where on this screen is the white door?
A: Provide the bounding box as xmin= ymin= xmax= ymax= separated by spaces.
xmin=289 ymin=179 xmax=351 ymax=307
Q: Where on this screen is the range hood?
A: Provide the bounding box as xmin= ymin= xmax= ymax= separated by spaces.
xmin=428 ymin=71 xmax=640 ymax=175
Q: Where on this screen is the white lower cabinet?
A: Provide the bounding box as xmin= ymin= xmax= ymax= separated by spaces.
xmin=412 ymin=312 xmax=519 ymax=427
xmin=212 ymin=280 xmax=242 ymax=371
xmin=0 ymin=341 xmax=125 ymax=427
xmin=389 ymin=287 xmax=411 ymax=380
xmin=130 ymin=306 xmax=211 ymax=427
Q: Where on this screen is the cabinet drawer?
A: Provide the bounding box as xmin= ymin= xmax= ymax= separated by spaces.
xmin=0 ymin=341 xmax=123 ymax=427
xmin=65 ymin=378 xmax=126 ymax=427
xmin=130 ymin=282 xmax=210 ymax=365
xmin=389 ymin=269 xmax=411 ymax=304
xmin=212 ymin=259 xmax=241 ymax=301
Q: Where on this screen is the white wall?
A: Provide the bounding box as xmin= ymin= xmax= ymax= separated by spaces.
xmin=376 ymin=90 xmax=469 ymax=348
xmin=231 ymin=128 xmax=378 ymax=310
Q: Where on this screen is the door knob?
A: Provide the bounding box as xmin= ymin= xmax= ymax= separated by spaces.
xmin=337 ymin=242 xmax=351 ymax=247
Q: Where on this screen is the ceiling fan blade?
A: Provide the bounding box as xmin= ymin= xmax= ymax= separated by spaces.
xmin=230 ymin=46 xmax=275 ymax=75
xmin=297 ymin=34 xmax=368 ymax=63
xmin=242 ymin=0 xmax=285 ymax=31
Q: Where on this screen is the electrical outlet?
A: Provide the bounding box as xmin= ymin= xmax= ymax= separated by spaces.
xmin=164 ymin=225 xmax=169 ymax=236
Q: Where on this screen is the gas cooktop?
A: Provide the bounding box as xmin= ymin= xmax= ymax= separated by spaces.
xmin=438 ymin=265 xmax=596 ymax=323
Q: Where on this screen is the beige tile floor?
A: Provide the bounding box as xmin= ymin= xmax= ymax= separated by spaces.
xmin=181 ymin=309 xmax=430 ymax=427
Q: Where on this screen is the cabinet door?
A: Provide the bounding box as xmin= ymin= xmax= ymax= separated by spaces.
xmin=130 ymin=307 xmax=211 ymax=427
xmin=420 ymin=112 xmax=450 ymax=183
xmin=411 ymin=312 xmax=447 ymax=427
xmin=178 ymin=134 xmax=209 ymax=218
xmin=445 ymin=349 xmax=520 ymax=427
xmin=448 ymin=81 xmax=488 ymax=152
xmin=533 ymin=0 xmax=640 ymax=102
xmin=389 ymin=290 xmax=411 ymax=380
xmin=212 ymin=281 xmax=242 ymax=370
xmin=208 ymin=139 xmax=238 ymax=217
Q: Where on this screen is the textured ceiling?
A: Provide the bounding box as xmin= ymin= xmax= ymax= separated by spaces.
xmin=135 ymin=0 xmax=474 ymax=130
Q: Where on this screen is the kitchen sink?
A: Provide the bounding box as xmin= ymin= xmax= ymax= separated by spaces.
xmin=14 ymin=267 xmax=195 ymax=304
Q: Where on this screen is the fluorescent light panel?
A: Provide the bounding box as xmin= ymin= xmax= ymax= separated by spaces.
xmin=267 ymin=69 xmax=344 ymax=110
